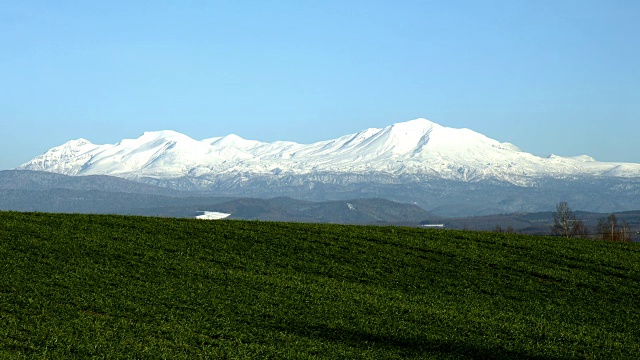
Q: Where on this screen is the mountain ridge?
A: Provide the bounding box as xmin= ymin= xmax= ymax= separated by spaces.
xmin=18 ymin=118 xmax=640 ymax=185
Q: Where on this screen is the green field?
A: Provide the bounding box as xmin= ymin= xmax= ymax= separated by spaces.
xmin=1 ymin=211 xmax=639 ymax=359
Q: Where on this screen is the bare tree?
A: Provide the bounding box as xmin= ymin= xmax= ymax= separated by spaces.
xmin=597 ymin=217 xmax=608 ymax=240
xmin=608 ymin=213 xmax=618 ymax=240
xmin=622 ymin=220 xmax=632 ymax=242
xmin=571 ymin=219 xmax=589 ymax=238
xmin=596 ymin=214 xmax=631 ymax=242
xmin=551 ymin=202 xmax=576 ymax=238
xmin=550 ymin=202 xmax=589 ymax=239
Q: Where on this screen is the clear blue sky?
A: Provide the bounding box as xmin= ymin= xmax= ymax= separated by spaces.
xmin=1 ymin=1 xmax=639 ymax=170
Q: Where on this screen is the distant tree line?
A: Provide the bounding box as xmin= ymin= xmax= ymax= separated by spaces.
xmin=492 ymin=225 xmax=515 ymax=234
xmin=488 ymin=201 xmax=634 ymax=242
xmin=551 ymin=202 xmax=632 ymax=242
xmin=596 ymin=213 xmax=632 ymax=242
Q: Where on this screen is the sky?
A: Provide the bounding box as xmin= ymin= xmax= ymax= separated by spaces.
xmin=1 ymin=1 xmax=639 ymax=170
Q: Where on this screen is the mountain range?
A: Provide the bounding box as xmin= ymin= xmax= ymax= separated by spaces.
xmin=18 ymin=118 xmax=640 ymax=183
xmin=16 ymin=119 xmax=640 ymax=216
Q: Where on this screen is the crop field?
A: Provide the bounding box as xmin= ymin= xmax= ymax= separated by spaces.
xmin=1 ymin=211 xmax=639 ymax=359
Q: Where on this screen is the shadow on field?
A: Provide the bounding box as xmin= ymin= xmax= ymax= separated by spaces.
xmin=271 ymin=321 xmax=559 ymax=360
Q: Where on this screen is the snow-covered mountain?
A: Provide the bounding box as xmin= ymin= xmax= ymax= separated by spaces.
xmin=17 ymin=118 xmax=640 ymax=185
xmin=15 ymin=118 xmax=640 ymax=216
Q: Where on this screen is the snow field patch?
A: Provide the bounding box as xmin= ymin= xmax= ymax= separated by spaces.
xmin=196 ymin=211 xmax=231 ymax=220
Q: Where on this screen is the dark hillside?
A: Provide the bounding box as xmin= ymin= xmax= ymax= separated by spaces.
xmin=203 ymin=197 xmax=434 ymax=224
xmin=1 ymin=211 xmax=639 ymax=358
xmin=0 ymin=170 xmax=181 ymax=195
xmin=0 ymin=188 xmax=233 ymax=215
xmin=0 ymin=182 xmax=433 ymax=225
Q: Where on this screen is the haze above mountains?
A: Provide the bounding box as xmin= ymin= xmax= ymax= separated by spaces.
xmin=13 ymin=119 xmax=640 ymax=217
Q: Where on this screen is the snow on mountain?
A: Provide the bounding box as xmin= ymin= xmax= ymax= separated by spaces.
xmin=22 ymin=138 xmax=100 ymax=175
xmin=16 ymin=118 xmax=640 ymax=185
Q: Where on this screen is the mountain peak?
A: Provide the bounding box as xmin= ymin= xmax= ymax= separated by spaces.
xmin=47 ymin=138 xmax=97 ymax=153
xmin=389 ymin=118 xmax=440 ymax=133
xmin=220 ymin=133 xmax=245 ymax=142
xmin=206 ymin=134 xmax=263 ymax=150
xmin=370 ymin=118 xmax=442 ymax=155
xmin=139 ymin=130 xmax=190 ymax=141
xmin=67 ymin=138 xmax=94 ymax=147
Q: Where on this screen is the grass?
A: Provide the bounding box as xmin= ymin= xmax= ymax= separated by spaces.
xmin=1 ymin=211 xmax=639 ymax=359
